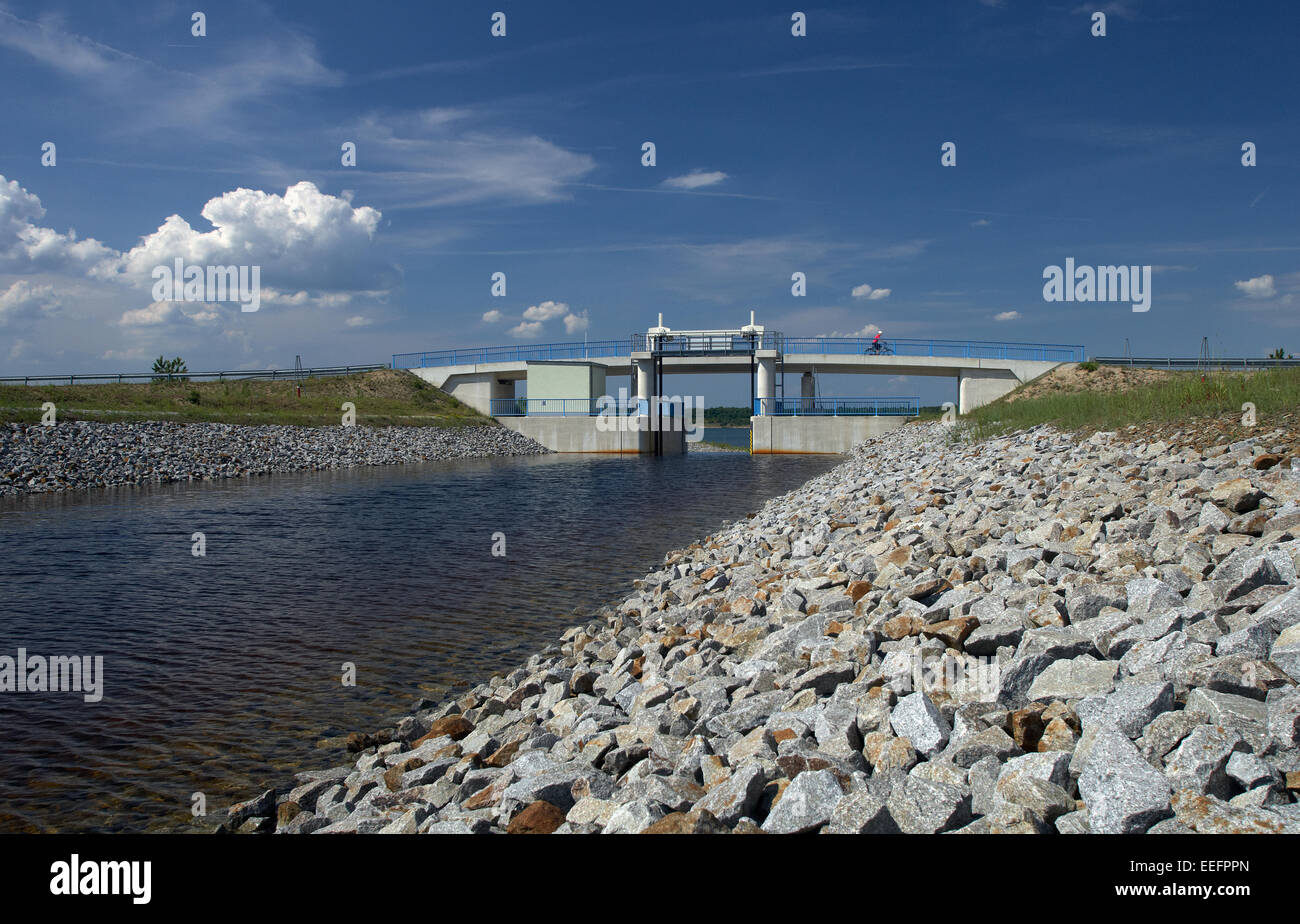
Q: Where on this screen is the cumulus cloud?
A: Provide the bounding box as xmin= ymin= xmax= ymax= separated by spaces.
xmin=0 ymin=279 xmax=60 ymax=323
xmin=821 ymin=323 xmax=882 ymax=338
xmin=662 ymin=170 xmax=728 ymax=190
xmin=509 ymin=320 xmax=544 ymax=339
xmin=0 ymin=176 xmax=116 ymax=275
xmin=563 ymin=310 xmax=590 ymax=334
xmin=994 ymin=310 xmax=1020 ymax=321
xmin=851 ymin=284 xmax=891 ymax=300
xmin=118 ymin=301 xmax=175 ymax=326
xmin=344 ymin=315 xmax=373 ymax=327
xmin=1235 ymin=274 xmax=1276 ymax=298
xmin=107 ymin=181 xmax=385 ymax=295
xmin=481 ymin=309 xmax=503 ymax=323
xmin=522 ymin=300 xmax=569 ymax=322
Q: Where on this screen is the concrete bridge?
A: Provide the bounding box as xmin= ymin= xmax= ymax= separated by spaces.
xmin=393 ymin=323 xmax=1083 ymax=453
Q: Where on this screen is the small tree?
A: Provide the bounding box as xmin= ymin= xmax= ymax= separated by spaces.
xmin=152 ymin=355 xmax=189 ymax=382
xmin=1269 ymin=347 xmax=1293 ymax=360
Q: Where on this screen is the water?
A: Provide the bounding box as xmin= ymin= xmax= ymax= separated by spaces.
xmin=699 ymin=427 xmax=751 ymax=450
xmin=0 ymin=451 xmax=839 ymax=833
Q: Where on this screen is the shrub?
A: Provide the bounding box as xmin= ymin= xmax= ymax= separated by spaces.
xmin=151 ymin=355 xmax=189 ymax=382
xmin=1079 ymin=361 xmax=1099 ymax=372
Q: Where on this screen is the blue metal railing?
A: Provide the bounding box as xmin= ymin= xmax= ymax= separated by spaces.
xmin=753 ymin=396 xmax=921 ymax=417
xmin=394 ymin=337 xmax=1086 ymax=369
xmin=490 ymin=397 xmax=602 ymax=417
xmin=782 ymin=338 xmax=1085 ymax=363
xmin=630 ymin=331 xmax=785 ymax=354
xmin=394 ymin=340 xmax=628 ymax=369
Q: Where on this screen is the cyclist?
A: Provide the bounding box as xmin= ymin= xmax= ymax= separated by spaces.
xmin=869 ymin=330 xmax=884 ymax=354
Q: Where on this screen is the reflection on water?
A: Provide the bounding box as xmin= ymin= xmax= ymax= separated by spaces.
xmin=0 ymin=450 xmax=839 ymax=832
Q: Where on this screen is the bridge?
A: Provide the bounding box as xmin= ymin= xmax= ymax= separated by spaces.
xmin=393 ymin=317 xmax=1083 ymax=453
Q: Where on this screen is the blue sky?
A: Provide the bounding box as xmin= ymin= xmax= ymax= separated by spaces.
xmin=1 ymin=0 xmax=1297 ymax=406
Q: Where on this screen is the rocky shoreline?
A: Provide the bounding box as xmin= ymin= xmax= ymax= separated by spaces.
xmin=231 ymin=420 xmax=1300 ymax=834
xmin=0 ymin=421 xmax=549 ymax=496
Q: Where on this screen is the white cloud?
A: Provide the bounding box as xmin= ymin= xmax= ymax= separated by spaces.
xmin=481 ymin=309 xmax=503 ymax=323
xmin=662 ymin=170 xmax=728 ymax=190
xmin=0 ymin=176 xmax=116 ymax=275
xmin=355 ymin=109 xmax=596 ymax=208
xmin=118 ymin=301 xmax=175 ymax=326
xmin=1235 ymin=274 xmax=1276 ymax=298
xmin=522 ymin=300 xmax=569 ymax=322
xmin=971 ymin=218 xmax=992 ymax=228
xmin=108 ymin=181 xmax=385 ymax=296
xmin=851 ymin=284 xmax=891 ymax=300
xmin=563 ymin=310 xmax=590 ymax=334
xmin=0 ymin=279 xmax=60 ymax=323
xmin=994 ymin=310 xmax=1020 ymax=321
xmin=509 ymin=320 xmax=545 ymax=339
xmin=344 ymin=315 xmax=373 ymax=327
xmin=822 ymin=323 xmax=882 ymax=338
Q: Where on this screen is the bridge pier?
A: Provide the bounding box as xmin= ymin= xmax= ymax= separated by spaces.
xmin=957 ymin=367 xmax=1021 ymax=415
xmin=801 ymin=371 xmax=816 ymax=411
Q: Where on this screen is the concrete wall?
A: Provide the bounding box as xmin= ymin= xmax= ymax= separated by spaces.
xmin=957 ymin=368 xmax=1021 ymax=415
xmin=499 ymin=416 xmax=685 ymax=454
xmin=749 ymin=415 xmax=909 ymax=454
xmin=525 ymin=362 xmax=605 ymax=402
xmin=423 ymin=371 xmax=515 ymax=414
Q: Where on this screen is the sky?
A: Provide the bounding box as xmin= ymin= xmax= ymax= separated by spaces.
xmin=0 ymin=0 xmax=1297 ymax=407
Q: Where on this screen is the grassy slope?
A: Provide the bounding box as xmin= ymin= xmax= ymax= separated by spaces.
xmin=0 ymin=369 xmax=493 ymax=427
xmin=961 ymin=365 xmax=1300 ymax=440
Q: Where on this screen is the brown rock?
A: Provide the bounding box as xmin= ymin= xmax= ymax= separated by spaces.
xmin=506 ymin=800 xmax=567 ymax=834
xmin=642 ymin=809 xmax=728 ymax=834
xmin=1254 ymin=453 xmax=1283 ymax=470
xmin=1010 ymin=705 xmax=1047 ymax=752
xmin=847 ymin=580 xmax=873 ymax=603
xmin=384 ymin=758 xmax=426 ymax=792
xmin=420 ymin=715 xmax=474 ymax=743
xmin=921 ymin=616 xmax=979 ymax=649
xmin=906 ymin=577 xmax=952 ymax=601
xmin=1286 ymin=771 xmax=1300 ymax=793
xmin=484 ymin=739 xmax=523 ymax=769
xmin=771 ymin=727 xmax=799 ymax=744
xmin=883 ymin=615 xmax=924 ymax=640
xmin=277 ymin=801 xmax=302 ymax=826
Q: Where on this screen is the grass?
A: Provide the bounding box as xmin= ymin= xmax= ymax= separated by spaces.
xmin=0 ymin=369 xmax=493 ymax=427
xmin=959 ymin=365 xmax=1300 ymax=440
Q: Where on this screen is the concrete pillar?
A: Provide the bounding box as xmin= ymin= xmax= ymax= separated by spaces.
xmin=634 ymin=355 xmax=654 ymax=417
xmin=756 ymin=354 xmax=776 ymax=415
xmin=958 ymin=368 xmax=1020 ymax=414
xmin=800 ymin=371 xmax=815 ymax=412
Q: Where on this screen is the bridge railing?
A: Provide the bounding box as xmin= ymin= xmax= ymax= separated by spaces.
xmin=1094 ymin=357 xmax=1300 ymax=369
xmin=0 ymin=364 xmax=388 ymax=386
xmin=631 ymin=331 xmax=785 ymax=354
xmin=490 ymin=397 xmax=602 ymax=416
xmin=394 ymin=341 xmax=628 ymax=369
xmin=753 ymin=396 xmax=920 ymax=417
xmin=782 ymin=338 xmax=1085 ymax=362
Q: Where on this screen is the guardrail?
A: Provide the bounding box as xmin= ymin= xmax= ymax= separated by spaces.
xmin=783 ymin=338 xmax=1085 ymax=362
xmin=395 ymin=341 xmax=628 ymax=369
xmin=753 ymin=396 xmax=921 ymax=417
xmin=0 ymin=364 xmax=389 ymax=386
xmin=490 ymin=397 xmax=601 ymax=416
xmin=1093 ymin=357 xmax=1300 ymax=369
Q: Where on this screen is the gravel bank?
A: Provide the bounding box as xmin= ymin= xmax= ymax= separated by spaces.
xmin=233 ymin=420 xmax=1300 ymax=834
xmin=0 ymin=421 xmax=549 ymax=496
